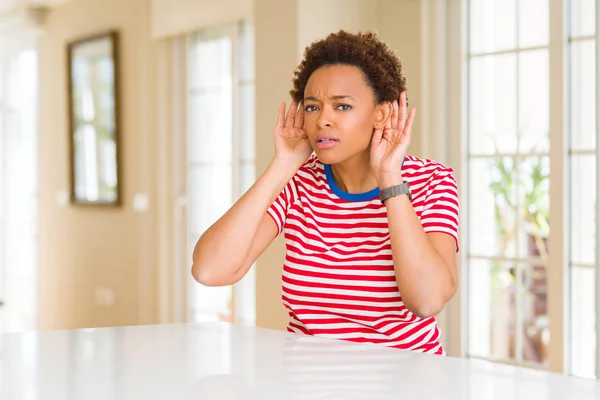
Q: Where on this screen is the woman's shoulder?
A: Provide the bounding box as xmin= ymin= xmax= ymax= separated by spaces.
xmin=296 ymin=153 xmax=325 ymax=176
xmin=300 ymin=153 xmax=321 ymax=168
xmin=402 ymin=154 xmax=456 ymax=177
xmin=287 ymin=153 xmax=327 ymax=189
xmin=401 ymin=154 xmax=458 ymax=194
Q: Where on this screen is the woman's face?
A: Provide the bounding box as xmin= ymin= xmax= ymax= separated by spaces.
xmin=303 ymin=64 xmax=389 ymax=165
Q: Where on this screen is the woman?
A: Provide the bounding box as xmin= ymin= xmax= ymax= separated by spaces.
xmin=192 ymin=30 xmax=459 ymax=355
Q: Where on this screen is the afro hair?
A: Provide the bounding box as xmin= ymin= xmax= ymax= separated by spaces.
xmin=290 ymin=30 xmax=408 ymax=105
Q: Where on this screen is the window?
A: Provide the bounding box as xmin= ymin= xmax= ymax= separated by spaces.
xmin=465 ymin=0 xmax=599 ymax=377
xmin=0 ymin=48 xmax=38 ymax=332
xmin=186 ymin=19 xmax=256 ymax=325
xmin=466 ymin=0 xmax=551 ymax=368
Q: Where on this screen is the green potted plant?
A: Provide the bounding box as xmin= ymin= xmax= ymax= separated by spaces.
xmin=486 ymin=140 xmax=549 ymax=364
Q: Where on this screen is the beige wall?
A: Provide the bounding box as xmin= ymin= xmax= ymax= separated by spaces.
xmin=37 ymin=0 xmax=157 ymax=329
xmin=151 ymin=0 xmax=252 ymax=38
xmin=378 ymin=0 xmax=424 ymax=158
xmin=253 ymin=0 xmax=299 ymax=331
xmin=33 ymin=0 xmax=427 ymax=333
xmin=297 ymin=0 xmax=379 ymax=60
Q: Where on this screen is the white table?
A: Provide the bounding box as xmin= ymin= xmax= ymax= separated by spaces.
xmin=1 ymin=321 xmax=599 ymax=399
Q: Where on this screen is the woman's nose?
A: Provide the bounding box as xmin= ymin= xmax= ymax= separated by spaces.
xmin=317 ymin=110 xmax=333 ymax=129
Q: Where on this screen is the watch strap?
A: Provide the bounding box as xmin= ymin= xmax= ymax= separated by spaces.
xmin=379 ymin=182 xmax=412 ymax=203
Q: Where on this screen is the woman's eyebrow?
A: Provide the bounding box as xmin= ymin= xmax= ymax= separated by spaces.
xmin=304 ymin=94 xmax=356 ymax=101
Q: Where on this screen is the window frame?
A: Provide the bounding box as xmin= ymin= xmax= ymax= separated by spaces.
xmin=594 ymin=0 xmax=600 ymax=378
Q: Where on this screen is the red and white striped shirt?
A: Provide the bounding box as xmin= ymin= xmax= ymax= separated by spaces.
xmin=267 ymin=154 xmax=460 ymax=355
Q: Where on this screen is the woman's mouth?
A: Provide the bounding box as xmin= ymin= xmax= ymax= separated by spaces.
xmin=315 ymin=136 xmax=339 ymax=149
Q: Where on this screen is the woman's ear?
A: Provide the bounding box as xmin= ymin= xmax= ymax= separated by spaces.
xmin=374 ymin=101 xmax=393 ymax=130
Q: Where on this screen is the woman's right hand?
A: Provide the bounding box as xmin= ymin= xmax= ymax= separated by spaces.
xmin=274 ymin=100 xmax=313 ymax=167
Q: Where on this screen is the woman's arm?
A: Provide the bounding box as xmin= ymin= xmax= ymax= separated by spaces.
xmin=191 ymin=157 xmax=299 ymax=286
xmin=370 ymin=92 xmax=458 ymax=318
xmin=379 ymin=174 xmax=458 ymax=318
xmin=192 ymin=100 xmax=312 ymax=286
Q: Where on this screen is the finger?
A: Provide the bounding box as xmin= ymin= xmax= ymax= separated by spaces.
xmin=385 ymin=104 xmax=393 ymax=131
xmin=390 ymin=100 xmax=398 ymax=130
xmin=285 ymin=100 xmax=298 ymax=127
xmin=402 ymin=108 xmax=416 ymax=140
xmin=294 ymin=103 xmax=305 ymax=128
xmin=276 ymin=102 xmax=286 ymax=129
xmin=398 ymin=92 xmax=407 ymax=131
xmin=371 ymin=127 xmax=383 ymax=146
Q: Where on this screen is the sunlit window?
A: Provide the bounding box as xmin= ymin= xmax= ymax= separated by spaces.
xmin=187 ymin=19 xmax=256 ymax=325
xmin=0 ymin=48 xmax=38 ymax=333
xmin=466 ymin=0 xmax=599 ymax=378
xmin=467 ymin=0 xmax=551 ymax=367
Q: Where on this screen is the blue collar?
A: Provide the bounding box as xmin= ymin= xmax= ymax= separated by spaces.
xmin=324 ymin=156 xmax=406 ymax=202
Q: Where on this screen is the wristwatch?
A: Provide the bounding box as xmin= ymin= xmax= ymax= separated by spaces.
xmin=380 ymin=182 xmax=412 ymax=203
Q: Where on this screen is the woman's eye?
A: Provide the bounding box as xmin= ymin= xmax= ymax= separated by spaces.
xmin=337 ymin=104 xmax=352 ymax=111
xmin=304 ymin=105 xmax=318 ymax=112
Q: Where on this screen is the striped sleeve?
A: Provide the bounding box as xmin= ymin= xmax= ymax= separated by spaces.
xmin=420 ymin=169 xmax=460 ymax=252
xmin=267 ymin=178 xmax=298 ymax=236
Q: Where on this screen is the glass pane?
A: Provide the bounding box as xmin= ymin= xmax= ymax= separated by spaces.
xmin=1 ymin=50 xmax=38 ymax=333
xmin=570 ymin=40 xmax=596 ymax=151
xmin=517 ymin=157 xmax=550 ymax=260
xmin=519 ymin=50 xmax=549 ymax=154
xmin=469 ymin=0 xmax=517 ymax=54
xmin=237 ymin=19 xmax=255 ymax=82
xmin=468 ymin=259 xmax=516 ymax=360
xmin=570 ymin=155 xmax=597 ymax=265
xmin=570 ymin=267 xmax=596 ymax=379
xmin=469 ymin=54 xmax=518 ymax=155
xmin=239 ymin=161 xmax=255 ymax=196
xmin=0 ymin=63 xmax=5 ymax=316
xmin=520 ymin=264 xmax=549 ymax=365
xmin=469 ymin=157 xmax=518 ymax=258
xmin=238 ymin=83 xmax=255 ymax=161
xmin=519 ymin=0 xmax=549 ymax=47
xmin=187 ymin=26 xmax=237 ymax=329
xmin=189 ymin=35 xmax=232 ymax=90
xmin=188 ymin=165 xmax=233 ymax=235
xmin=189 ymin=91 xmax=233 ymax=164
xmin=570 ymin=0 xmax=596 ymax=38
xmin=9 ymin=50 xmax=37 ymax=109
xmin=0 ymin=61 xmax=3 ymax=100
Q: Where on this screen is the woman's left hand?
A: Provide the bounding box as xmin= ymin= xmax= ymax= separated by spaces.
xmin=370 ymin=91 xmax=416 ymax=187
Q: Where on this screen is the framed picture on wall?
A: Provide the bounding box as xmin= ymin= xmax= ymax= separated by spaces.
xmin=67 ymin=30 xmax=121 ymax=206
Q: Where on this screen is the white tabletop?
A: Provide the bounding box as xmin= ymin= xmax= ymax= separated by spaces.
xmin=1 ymin=321 xmax=599 ymax=399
